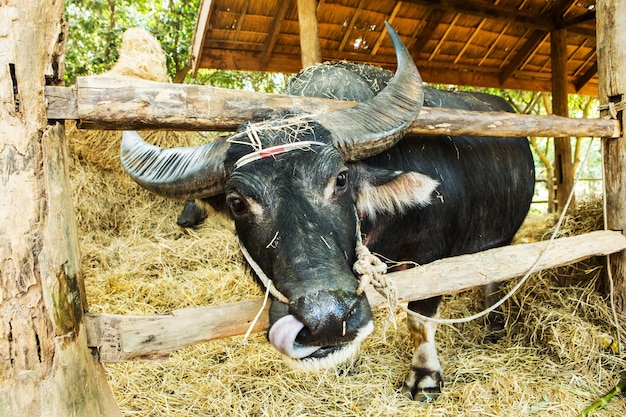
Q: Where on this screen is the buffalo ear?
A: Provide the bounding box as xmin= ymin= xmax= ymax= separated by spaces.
xmin=351 ymin=165 xmax=438 ymax=219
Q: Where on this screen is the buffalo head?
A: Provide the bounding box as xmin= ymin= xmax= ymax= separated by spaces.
xmin=120 ymin=24 xmax=437 ymax=370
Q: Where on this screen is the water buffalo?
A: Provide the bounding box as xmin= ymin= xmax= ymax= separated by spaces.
xmin=120 ymin=23 xmax=534 ymax=401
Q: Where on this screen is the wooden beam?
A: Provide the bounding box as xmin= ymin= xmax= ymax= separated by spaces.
xmin=407 ymin=0 xmax=594 ymax=38
xmin=403 ymin=0 xmax=555 ymax=32
xmin=370 ymin=1 xmax=403 ymax=56
xmin=551 ymin=28 xmax=575 ymax=213
xmin=232 ymin=0 xmax=250 ymax=40
xmin=550 ymin=0 xmax=578 ymax=20
xmin=597 ymin=0 xmax=626 ymax=313
xmin=559 ymin=10 xmax=596 ymax=29
xmin=194 ymin=44 xmax=599 ymax=94
xmin=575 ymin=61 xmax=597 ymax=93
xmin=454 ymin=19 xmax=485 ymax=64
xmin=409 ymin=9 xmax=445 ymax=58
xmin=260 ymin=0 xmax=292 ymax=70
xmin=500 ymin=30 xmax=547 ymax=85
xmin=190 ymin=0 xmax=214 ymax=77
xmin=297 ymin=0 xmax=322 ymax=68
xmin=85 ymin=230 xmax=626 ymax=362
xmin=428 ymin=14 xmax=460 ymax=62
xmin=44 ymin=76 xmax=619 ymax=138
xmin=338 ymin=0 xmax=363 ymax=52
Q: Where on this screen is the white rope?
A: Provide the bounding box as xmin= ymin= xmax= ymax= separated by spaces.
xmin=239 ymin=239 xmax=290 ymax=304
xmin=352 ymin=212 xmax=397 ymax=330
xmin=240 ymin=239 xmax=290 ymax=341
xmin=244 ymin=281 xmax=271 ymax=342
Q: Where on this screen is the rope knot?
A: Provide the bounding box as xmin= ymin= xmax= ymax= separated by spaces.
xmin=354 ymin=244 xmax=388 ymax=293
xmin=353 ymin=232 xmax=399 ymax=332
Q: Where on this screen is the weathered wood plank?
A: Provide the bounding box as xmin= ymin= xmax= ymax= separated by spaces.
xmin=46 ymin=86 xmax=77 ymax=119
xmin=85 ymin=230 xmax=626 ymax=363
xmin=44 ymin=76 xmax=620 ymax=138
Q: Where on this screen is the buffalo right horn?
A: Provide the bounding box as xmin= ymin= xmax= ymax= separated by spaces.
xmin=120 ymin=131 xmax=230 ymax=199
xmin=308 ymin=22 xmax=424 ymax=161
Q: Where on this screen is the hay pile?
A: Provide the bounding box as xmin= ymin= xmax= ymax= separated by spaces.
xmin=72 ymin=145 xmax=626 ymax=416
xmin=72 ymin=148 xmax=626 ymax=416
xmin=69 ymin=28 xmax=625 ymax=417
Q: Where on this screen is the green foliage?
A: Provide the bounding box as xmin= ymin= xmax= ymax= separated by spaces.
xmin=190 ymin=69 xmax=286 ymax=93
xmin=64 ymin=0 xmax=285 ymax=93
xmin=65 ymin=0 xmax=153 ymax=83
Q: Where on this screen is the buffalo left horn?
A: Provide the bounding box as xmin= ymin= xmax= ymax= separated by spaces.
xmin=308 ymin=22 xmax=424 ymax=161
xmin=120 ymin=130 xmax=230 ymax=199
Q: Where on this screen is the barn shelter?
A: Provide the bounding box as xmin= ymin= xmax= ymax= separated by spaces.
xmin=189 ymin=0 xmax=599 ymax=212
xmin=190 ymin=0 xmax=598 ymax=95
xmin=1 ymin=1 xmax=626 ymax=416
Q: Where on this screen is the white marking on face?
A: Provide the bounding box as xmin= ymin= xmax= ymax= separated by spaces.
xmin=247 ymin=198 xmax=265 ymax=217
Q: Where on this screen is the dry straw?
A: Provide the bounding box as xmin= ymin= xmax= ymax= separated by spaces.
xmin=71 ymin=28 xmax=625 ymax=417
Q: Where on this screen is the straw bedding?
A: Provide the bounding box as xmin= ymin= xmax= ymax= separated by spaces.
xmin=69 ymin=28 xmax=624 ymax=416
xmin=69 ymin=128 xmax=625 ymax=416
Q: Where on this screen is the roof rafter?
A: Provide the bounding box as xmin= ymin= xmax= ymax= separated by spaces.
xmin=409 ymin=9 xmax=445 ymax=59
xmin=403 ymin=0 xmax=554 ymax=31
xmin=260 ymin=0 xmax=292 ymax=70
xmin=499 ymin=30 xmax=547 ymax=85
xmin=191 ymin=0 xmax=598 ymax=95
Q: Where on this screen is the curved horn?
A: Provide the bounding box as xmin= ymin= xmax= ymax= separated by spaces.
xmin=309 ymin=22 xmax=423 ymax=161
xmin=120 ymin=131 xmax=229 ymax=199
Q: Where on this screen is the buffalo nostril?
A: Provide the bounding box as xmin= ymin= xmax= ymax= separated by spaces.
xmin=289 ymin=289 xmax=361 ymax=345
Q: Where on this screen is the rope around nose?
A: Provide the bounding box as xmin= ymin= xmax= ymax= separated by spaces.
xmin=239 ymin=241 xmax=290 ymax=304
xmin=240 ymin=205 xmax=542 ymax=329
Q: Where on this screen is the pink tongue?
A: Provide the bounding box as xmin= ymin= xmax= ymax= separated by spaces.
xmin=268 ymin=315 xmax=322 ymax=359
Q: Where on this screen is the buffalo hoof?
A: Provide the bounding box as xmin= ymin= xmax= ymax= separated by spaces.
xmin=401 ymin=385 xmax=442 ymax=403
xmin=401 ymin=368 xmax=443 ymax=402
xmin=483 ymin=311 xmax=506 ymax=343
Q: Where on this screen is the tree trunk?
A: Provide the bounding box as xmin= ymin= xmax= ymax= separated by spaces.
xmin=597 ymin=0 xmax=626 ymax=313
xmin=0 ymin=2 xmax=121 ymax=415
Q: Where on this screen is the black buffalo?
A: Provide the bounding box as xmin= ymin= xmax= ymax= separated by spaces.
xmin=120 ymin=24 xmax=534 ymax=401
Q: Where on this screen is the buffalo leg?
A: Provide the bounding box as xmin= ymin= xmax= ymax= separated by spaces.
xmin=401 ymin=296 xmax=443 ymax=402
xmin=483 ymin=282 xmax=506 ymax=342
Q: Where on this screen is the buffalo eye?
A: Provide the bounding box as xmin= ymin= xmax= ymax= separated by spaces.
xmin=227 ymin=195 xmax=247 ymax=216
xmin=335 ymin=171 xmax=348 ymax=193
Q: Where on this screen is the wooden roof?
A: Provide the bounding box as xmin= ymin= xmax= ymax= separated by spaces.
xmin=190 ymin=0 xmax=598 ymax=95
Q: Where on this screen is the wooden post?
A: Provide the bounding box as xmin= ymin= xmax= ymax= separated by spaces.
xmin=551 ymin=28 xmax=575 ymax=213
xmin=597 ymin=0 xmax=626 ymax=312
xmin=0 ymin=1 xmax=121 ymax=415
xmin=297 ymin=0 xmax=322 ymax=68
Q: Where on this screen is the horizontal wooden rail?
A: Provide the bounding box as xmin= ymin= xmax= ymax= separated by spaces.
xmin=46 ymin=76 xmax=621 ymax=138
xmin=85 ymin=230 xmax=626 ymax=363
